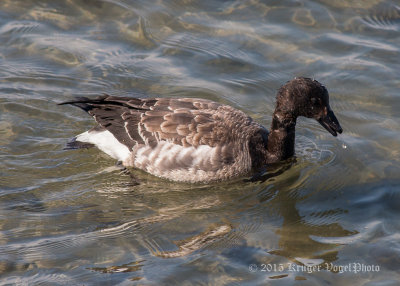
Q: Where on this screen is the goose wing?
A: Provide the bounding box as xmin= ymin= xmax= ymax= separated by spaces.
xmin=59 ymin=95 xmax=246 ymax=150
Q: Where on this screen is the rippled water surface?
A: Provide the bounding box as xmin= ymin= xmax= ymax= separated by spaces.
xmin=1 ymin=0 xmax=400 ymax=285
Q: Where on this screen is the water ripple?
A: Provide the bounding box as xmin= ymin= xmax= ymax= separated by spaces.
xmin=310 ymin=221 xmax=382 ymax=245
xmin=326 ymin=33 xmax=397 ymax=52
xmin=362 ymin=5 xmax=400 ymax=31
xmin=146 ymin=224 xmax=232 ymax=258
xmin=0 ymin=20 xmax=42 ymax=35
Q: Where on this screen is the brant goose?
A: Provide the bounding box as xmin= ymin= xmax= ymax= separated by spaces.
xmin=60 ymin=77 xmax=342 ymax=183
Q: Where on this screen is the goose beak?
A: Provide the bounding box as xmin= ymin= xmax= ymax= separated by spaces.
xmin=318 ymin=110 xmax=343 ymax=137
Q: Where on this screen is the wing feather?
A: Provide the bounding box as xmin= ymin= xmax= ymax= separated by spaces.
xmin=59 ymin=95 xmax=254 ymax=155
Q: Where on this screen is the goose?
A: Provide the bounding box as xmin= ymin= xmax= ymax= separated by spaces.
xmin=59 ymin=77 xmax=342 ymax=183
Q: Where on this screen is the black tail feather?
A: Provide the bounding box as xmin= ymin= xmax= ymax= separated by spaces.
xmin=59 ymin=95 xmax=148 ymax=150
xmin=64 ymin=137 xmax=95 ymax=150
xmin=58 ymin=95 xmax=148 ymax=113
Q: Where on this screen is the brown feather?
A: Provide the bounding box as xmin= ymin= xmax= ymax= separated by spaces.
xmin=160 ymin=121 xmax=179 ymax=133
xmin=59 ymin=95 xmax=259 ymax=156
xmin=176 ymin=125 xmax=190 ymax=136
xmin=164 ymin=113 xmax=193 ymax=125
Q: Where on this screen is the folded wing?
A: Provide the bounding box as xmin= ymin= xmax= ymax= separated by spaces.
xmin=59 ymin=95 xmax=231 ymax=150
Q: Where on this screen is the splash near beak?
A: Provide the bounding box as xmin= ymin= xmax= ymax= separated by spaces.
xmin=318 ymin=110 xmax=343 ymax=137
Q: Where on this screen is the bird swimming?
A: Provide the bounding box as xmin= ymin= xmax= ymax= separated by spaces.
xmin=59 ymin=77 xmax=342 ymax=183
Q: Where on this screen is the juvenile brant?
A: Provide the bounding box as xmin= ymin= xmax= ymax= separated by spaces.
xmin=60 ymin=77 xmax=342 ymax=183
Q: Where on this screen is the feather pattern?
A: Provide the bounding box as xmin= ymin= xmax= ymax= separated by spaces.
xmin=60 ymin=95 xmax=268 ymax=182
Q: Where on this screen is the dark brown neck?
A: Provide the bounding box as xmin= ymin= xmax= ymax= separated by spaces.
xmin=266 ymin=112 xmax=297 ymax=163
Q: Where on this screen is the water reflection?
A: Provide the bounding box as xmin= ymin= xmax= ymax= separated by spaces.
xmin=248 ymin=166 xmax=357 ymax=276
xmin=269 ymin=187 xmax=357 ymax=269
xmin=148 ymin=224 xmax=232 ymax=258
xmin=87 ymin=162 xmax=359 ymax=277
xmin=89 ymin=260 xmax=144 ymax=281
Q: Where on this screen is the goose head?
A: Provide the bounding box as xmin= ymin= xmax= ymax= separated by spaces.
xmin=274 ymin=77 xmax=343 ymax=136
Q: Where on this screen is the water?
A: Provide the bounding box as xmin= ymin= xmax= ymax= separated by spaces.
xmin=1 ymin=0 xmax=399 ymax=284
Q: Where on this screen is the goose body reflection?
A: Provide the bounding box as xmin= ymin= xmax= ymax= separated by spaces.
xmin=60 ymin=77 xmax=342 ymax=183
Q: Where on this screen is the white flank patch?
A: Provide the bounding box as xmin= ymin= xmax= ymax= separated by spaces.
xmin=133 ymin=141 xmax=220 ymax=182
xmin=134 ymin=141 xmax=214 ymax=169
xmin=76 ymin=130 xmax=131 ymax=161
